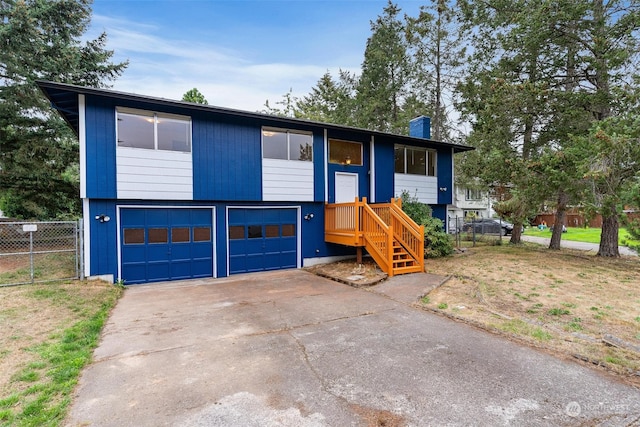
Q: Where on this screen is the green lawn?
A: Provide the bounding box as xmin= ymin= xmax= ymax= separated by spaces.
xmin=524 ymin=226 xmax=639 ymax=247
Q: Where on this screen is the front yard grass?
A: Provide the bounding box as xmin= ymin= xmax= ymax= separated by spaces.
xmin=424 ymin=244 xmax=640 ymax=385
xmin=0 ymin=281 xmax=121 ymax=426
xmin=524 ymin=226 xmax=639 ymax=247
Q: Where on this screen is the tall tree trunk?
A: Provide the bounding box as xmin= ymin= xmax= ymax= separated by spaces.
xmin=549 ymin=190 xmax=568 ymax=250
xmin=598 ymin=207 xmax=619 ymax=257
xmin=509 ymin=220 xmax=524 ymax=244
xmin=433 ymin=0 xmax=443 ymax=141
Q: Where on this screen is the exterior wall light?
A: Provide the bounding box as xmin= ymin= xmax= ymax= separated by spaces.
xmin=95 ymin=214 xmax=111 ymax=223
xmin=304 ymin=213 xmax=314 ymax=221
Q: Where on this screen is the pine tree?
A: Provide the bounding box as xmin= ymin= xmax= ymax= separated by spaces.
xmin=406 ymin=0 xmax=466 ymax=141
xmin=182 ymin=88 xmax=208 ymax=105
xmin=296 ymin=71 xmax=357 ymax=125
xmin=354 ymin=1 xmax=414 ymax=133
xmin=457 ymin=0 xmax=640 ymax=251
xmin=0 ymin=0 xmax=127 ymax=219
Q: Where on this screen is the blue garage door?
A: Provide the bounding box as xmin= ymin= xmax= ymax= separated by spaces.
xmin=228 ymin=208 xmax=298 ymax=274
xmin=120 ymin=208 xmax=214 ymax=284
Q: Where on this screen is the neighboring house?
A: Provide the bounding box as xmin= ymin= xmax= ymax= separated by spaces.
xmin=448 ymin=186 xmax=495 ymax=223
xmin=39 ymin=81 xmax=473 ymax=284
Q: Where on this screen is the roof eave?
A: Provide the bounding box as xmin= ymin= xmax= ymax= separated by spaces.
xmin=36 ymin=80 xmax=474 ymax=153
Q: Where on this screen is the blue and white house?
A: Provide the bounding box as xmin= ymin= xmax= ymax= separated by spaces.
xmin=39 ymin=81 xmax=472 ymax=284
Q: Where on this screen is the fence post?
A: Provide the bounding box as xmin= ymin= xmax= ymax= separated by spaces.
xmin=78 ymin=218 xmax=85 ymax=280
xmin=29 ymin=230 xmax=34 ymax=284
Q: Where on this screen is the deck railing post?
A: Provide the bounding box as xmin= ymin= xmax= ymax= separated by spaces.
xmin=354 ymin=197 xmax=360 ymax=245
xmin=387 ymin=225 xmax=394 ymax=277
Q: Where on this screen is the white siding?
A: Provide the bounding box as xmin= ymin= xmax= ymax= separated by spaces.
xmin=116 ymin=147 xmax=193 ymax=200
xmin=262 ymin=158 xmax=314 ymax=201
xmin=394 ymin=174 xmax=438 ymax=204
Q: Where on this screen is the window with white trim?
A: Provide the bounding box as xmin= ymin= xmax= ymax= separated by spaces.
xmin=117 ymin=108 xmax=191 ymax=152
xmin=262 ymin=128 xmax=313 ymax=161
xmin=394 ymin=145 xmax=436 ymax=176
xmin=465 ymin=188 xmax=483 ymax=201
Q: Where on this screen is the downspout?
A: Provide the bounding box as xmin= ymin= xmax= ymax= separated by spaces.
xmin=370 ymin=136 xmax=375 ymax=203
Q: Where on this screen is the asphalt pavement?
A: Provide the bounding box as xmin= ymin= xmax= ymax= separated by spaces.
xmin=519 ymin=234 xmax=638 ymax=256
xmin=64 ymin=270 xmax=640 ymax=426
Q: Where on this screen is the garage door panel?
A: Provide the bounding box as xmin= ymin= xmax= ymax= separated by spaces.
xmin=169 ymin=260 xmax=192 ymax=280
xmin=171 ymin=244 xmax=192 ymax=258
xmin=146 ymin=260 xmax=170 ymax=280
xmin=146 ymin=209 xmax=169 ymax=226
xmin=229 ymin=256 xmax=246 ymax=274
xmin=228 ymin=208 xmax=298 ymax=275
xmin=121 ymin=263 xmax=147 ymax=284
xmin=120 ymin=208 xmax=214 ymax=284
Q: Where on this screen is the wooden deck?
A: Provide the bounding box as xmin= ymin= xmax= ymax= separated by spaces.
xmin=325 ymin=198 xmax=424 ymax=277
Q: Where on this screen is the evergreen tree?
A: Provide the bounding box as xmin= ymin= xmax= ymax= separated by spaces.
xmin=354 ymin=1 xmax=414 ymax=133
xmin=260 ymin=88 xmax=298 ymax=118
xmin=457 ymin=0 xmax=560 ymax=243
xmin=182 ymin=88 xmax=208 ymax=105
xmin=406 ymin=0 xmax=466 ymax=141
xmin=457 ymin=0 xmax=640 ymax=252
xmin=0 ymin=0 xmax=127 ymax=219
xmin=296 ymin=70 xmax=357 ymax=125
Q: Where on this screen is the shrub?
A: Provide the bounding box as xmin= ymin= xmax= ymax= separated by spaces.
xmin=400 ymin=191 xmax=454 ymax=258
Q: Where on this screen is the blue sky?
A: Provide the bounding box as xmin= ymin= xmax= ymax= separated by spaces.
xmin=89 ymin=0 xmax=424 ymax=111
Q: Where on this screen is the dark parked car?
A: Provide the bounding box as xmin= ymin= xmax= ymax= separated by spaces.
xmin=462 ymin=218 xmax=516 ymax=236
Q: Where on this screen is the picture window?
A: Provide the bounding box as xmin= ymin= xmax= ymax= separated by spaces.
xmin=262 ymin=128 xmax=312 ymax=161
xmin=117 ymin=108 xmax=191 ymax=152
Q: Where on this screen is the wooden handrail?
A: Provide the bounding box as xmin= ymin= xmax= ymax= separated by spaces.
xmin=361 ymin=202 xmax=392 ymax=276
xmin=325 ymin=197 xmax=424 ymax=276
xmin=389 ymin=200 xmax=425 ymax=268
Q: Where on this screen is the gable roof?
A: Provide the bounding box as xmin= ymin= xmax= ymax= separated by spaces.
xmin=37 ymin=80 xmax=473 ymax=153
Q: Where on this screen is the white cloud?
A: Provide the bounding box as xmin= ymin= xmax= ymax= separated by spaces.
xmin=89 ymin=14 xmax=355 ymax=111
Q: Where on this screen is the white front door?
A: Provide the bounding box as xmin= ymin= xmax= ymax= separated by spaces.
xmin=335 ymin=172 xmax=358 ymax=203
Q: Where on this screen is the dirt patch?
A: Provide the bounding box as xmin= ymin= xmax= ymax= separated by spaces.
xmin=305 ymin=258 xmax=387 ymax=287
xmin=351 ymin=403 xmax=405 ymax=427
xmin=422 ymin=244 xmax=640 ymax=386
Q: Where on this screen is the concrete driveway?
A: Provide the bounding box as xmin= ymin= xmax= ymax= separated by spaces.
xmin=65 ymin=270 xmax=640 ymax=426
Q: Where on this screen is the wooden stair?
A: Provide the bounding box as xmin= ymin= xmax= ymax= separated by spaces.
xmin=391 ymin=241 xmax=422 ymax=274
xmin=325 ymin=198 xmax=425 ymax=277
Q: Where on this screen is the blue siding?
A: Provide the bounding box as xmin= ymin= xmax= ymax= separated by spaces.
xmin=431 ymin=204 xmax=447 ymax=224
xmin=374 ymin=141 xmax=394 ymax=202
xmin=193 ymin=116 xmax=262 ymax=201
xmin=437 ymin=148 xmax=453 ymax=204
xmin=88 ymin=200 xmax=118 ymax=278
xmin=326 ymin=132 xmax=370 ymax=203
xmin=85 ymin=96 xmax=117 ymax=198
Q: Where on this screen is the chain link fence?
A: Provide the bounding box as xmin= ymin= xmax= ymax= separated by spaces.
xmin=0 ymin=221 xmax=82 ymax=287
xmin=449 ymin=216 xmax=506 ymax=247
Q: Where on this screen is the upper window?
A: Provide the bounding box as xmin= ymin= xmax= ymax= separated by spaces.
xmin=465 ymin=188 xmax=483 ymax=201
xmin=262 ymin=128 xmax=313 ymax=161
xmin=117 ymin=108 xmax=191 ymax=152
xmin=329 ymin=139 xmax=362 ymax=165
xmin=394 ymin=145 xmax=436 ymax=176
